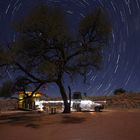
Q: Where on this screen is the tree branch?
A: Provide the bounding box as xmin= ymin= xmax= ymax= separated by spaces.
xmin=15 ymin=62 xmax=41 ymax=82
xmin=30 ymin=82 xmax=45 ymax=97
xmin=66 ymin=46 xmax=101 ymax=63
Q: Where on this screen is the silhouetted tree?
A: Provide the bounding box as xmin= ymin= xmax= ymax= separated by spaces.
xmin=0 ymin=80 xmax=14 ymax=98
xmin=0 ymin=4 xmax=111 ymax=113
xmin=114 ymin=88 xmax=126 ymax=95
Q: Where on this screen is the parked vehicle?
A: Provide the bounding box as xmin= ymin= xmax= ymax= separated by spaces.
xmin=71 ymin=99 xmax=104 ymax=112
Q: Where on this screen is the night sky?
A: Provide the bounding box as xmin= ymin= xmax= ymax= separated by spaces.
xmin=0 ymin=0 xmax=140 ymax=96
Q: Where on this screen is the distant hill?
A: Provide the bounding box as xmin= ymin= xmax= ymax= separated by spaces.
xmin=89 ymin=93 xmax=140 ymax=109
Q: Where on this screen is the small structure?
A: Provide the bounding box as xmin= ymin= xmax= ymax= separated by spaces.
xmin=17 ymin=91 xmax=43 ymax=110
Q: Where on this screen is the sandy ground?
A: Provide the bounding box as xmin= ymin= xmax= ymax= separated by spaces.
xmin=0 ymin=109 xmax=140 ymax=140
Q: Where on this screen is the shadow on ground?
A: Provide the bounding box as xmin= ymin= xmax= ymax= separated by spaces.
xmin=0 ymin=112 xmax=41 ymax=128
xmin=61 ymin=115 xmax=86 ymax=124
xmin=0 ymin=112 xmax=87 ymax=128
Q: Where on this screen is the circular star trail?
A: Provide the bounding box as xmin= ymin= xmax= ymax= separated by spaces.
xmin=0 ymin=0 xmax=140 ymax=96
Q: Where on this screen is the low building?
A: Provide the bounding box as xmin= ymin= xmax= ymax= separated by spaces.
xmin=17 ymin=91 xmax=43 ymax=110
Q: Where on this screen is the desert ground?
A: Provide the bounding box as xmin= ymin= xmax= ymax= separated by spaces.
xmin=0 ymin=109 xmax=140 ymax=140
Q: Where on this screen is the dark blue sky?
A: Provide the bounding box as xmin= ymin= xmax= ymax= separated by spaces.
xmin=0 ymin=0 xmax=140 ymax=96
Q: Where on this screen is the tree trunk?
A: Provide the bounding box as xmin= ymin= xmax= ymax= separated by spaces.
xmin=56 ymin=80 xmax=71 ymax=113
xmin=68 ymin=86 xmax=71 ymax=108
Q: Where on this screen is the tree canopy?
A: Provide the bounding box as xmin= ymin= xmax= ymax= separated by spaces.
xmin=0 ymin=80 xmax=14 ymax=98
xmin=0 ymin=4 xmax=112 ymax=113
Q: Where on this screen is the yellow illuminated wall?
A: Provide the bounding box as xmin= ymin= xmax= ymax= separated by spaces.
xmin=18 ymin=91 xmax=42 ymax=110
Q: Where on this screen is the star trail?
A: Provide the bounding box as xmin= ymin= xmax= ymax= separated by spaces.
xmin=0 ymin=0 xmax=140 ymax=96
